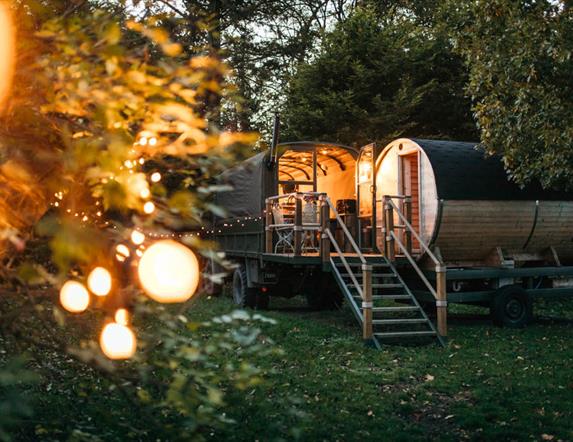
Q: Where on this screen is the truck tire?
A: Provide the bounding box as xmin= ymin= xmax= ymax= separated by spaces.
xmin=232 ymin=266 xmax=257 ymax=308
xmin=490 ymin=285 xmax=532 ymax=328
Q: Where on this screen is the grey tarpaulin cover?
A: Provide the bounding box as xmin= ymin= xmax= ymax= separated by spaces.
xmin=215 ymin=152 xmax=268 ymax=218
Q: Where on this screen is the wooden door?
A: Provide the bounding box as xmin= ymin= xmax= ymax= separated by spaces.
xmin=401 ymin=153 xmax=420 ymax=250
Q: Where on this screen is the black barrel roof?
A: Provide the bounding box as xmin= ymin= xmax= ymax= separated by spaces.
xmin=413 ymin=139 xmax=573 ymax=201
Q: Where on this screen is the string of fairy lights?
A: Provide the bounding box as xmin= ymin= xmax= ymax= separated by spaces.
xmin=56 ymin=134 xmax=201 ymax=360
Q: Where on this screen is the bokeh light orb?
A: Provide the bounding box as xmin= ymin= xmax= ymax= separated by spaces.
xmin=87 ymin=267 xmax=112 ymax=297
xmin=137 ymin=240 xmax=199 ymax=303
xmin=100 ymin=322 xmax=136 ymax=360
xmin=0 ymin=3 xmax=15 ymax=112
xmin=131 ymin=229 xmax=145 ymax=245
xmin=114 ymin=308 xmax=129 ymax=326
xmin=60 ymin=280 xmax=90 ymax=313
xmin=143 ymin=201 xmax=155 ymax=214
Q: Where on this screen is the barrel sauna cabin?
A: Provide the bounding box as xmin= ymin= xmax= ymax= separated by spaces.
xmin=374 ymin=138 xmax=573 ymax=267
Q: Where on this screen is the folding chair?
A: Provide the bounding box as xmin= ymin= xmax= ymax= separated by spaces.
xmin=271 ymin=204 xmax=294 ymax=253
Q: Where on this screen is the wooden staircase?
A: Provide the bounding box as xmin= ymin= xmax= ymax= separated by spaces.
xmin=330 ymin=256 xmax=445 ymax=348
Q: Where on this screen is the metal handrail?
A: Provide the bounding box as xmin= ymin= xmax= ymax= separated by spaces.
xmin=385 ymin=197 xmax=442 ymax=267
xmin=266 ymin=191 xmax=324 ymax=202
xmin=391 ymin=231 xmax=438 ymax=299
xmin=326 ymin=229 xmax=363 ymax=298
xmin=325 ymin=196 xmax=366 ymax=265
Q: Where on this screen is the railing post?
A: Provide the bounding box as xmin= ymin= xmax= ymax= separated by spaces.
xmin=294 ymin=193 xmax=302 ymax=256
xmin=384 ymin=197 xmax=395 ymax=261
xmin=362 ymin=264 xmax=373 ymax=344
xmin=436 ymin=265 xmax=447 ymax=340
xmin=320 ymin=195 xmax=330 ymax=266
xmin=404 ymin=196 xmax=413 ymax=254
xmin=265 ymin=199 xmax=273 ymax=253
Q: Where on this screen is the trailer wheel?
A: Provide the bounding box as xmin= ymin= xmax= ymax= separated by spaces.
xmin=490 ymin=285 xmax=532 ymax=328
xmin=232 ymin=266 xmax=257 ymax=308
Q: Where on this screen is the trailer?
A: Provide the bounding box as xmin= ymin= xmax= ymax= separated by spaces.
xmin=208 ymin=137 xmax=573 ymax=348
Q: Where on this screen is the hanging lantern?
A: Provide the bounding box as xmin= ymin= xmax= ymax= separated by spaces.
xmin=0 ymin=3 xmax=15 ymax=113
xmin=60 ymin=280 xmax=90 ymax=313
xmin=99 ymin=322 xmax=136 ymax=360
xmin=137 ymin=240 xmax=200 ymax=303
xmin=87 ymin=266 xmax=112 ymax=297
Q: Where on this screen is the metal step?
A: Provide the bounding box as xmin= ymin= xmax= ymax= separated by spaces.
xmin=372 ymin=306 xmax=419 ymax=312
xmin=339 ymin=273 xmax=396 ymax=278
xmin=334 ymin=262 xmax=390 ymax=268
xmin=353 ymin=294 xmax=411 ymax=301
xmin=375 ymin=330 xmax=436 ymax=338
xmin=372 ymin=318 xmax=428 ymax=325
xmin=348 ymin=283 xmax=402 ymax=289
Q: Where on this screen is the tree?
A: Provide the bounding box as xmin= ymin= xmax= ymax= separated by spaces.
xmin=0 ymin=2 xmax=271 ymax=439
xmin=443 ymin=0 xmax=573 ymax=190
xmin=282 ymin=6 xmax=477 ymax=146
xmin=134 ymin=0 xmax=363 ymax=140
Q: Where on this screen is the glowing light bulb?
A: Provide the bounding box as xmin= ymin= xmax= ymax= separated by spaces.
xmin=99 ymin=323 xmax=136 ymax=360
xmin=115 ymin=308 xmax=129 ymax=326
xmin=60 ymin=281 xmax=90 ymax=313
xmin=139 ymin=136 xmax=148 ymax=146
xmin=143 ymin=201 xmax=155 ymax=214
xmin=151 ymin=172 xmax=161 ymax=183
xmin=137 ymin=240 xmax=200 ymax=303
xmin=148 ymin=137 xmax=157 ymax=146
xmin=131 ymin=230 xmax=145 ymax=245
xmin=139 ymin=188 xmax=150 ymax=199
xmin=87 ymin=267 xmax=112 ymax=297
xmin=0 ymin=4 xmax=14 ymax=113
xmin=116 ymin=244 xmax=130 ymax=257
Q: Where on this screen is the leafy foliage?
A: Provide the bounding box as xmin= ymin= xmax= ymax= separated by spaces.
xmin=443 ymin=0 xmax=573 ymax=189
xmin=0 ymin=2 xmax=270 ymax=440
xmin=282 ymin=6 xmax=477 ymax=146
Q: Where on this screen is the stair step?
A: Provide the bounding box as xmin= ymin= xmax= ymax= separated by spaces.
xmin=335 ymin=262 xmax=390 ymax=268
xmin=348 ymin=283 xmax=402 ymax=289
xmin=372 ymin=306 xmax=419 ymax=312
xmin=339 ymin=273 xmax=396 ymax=278
xmin=353 ymin=294 xmax=411 ymax=301
xmin=372 ymin=318 xmax=428 ymax=325
xmin=375 ymin=330 xmax=436 ymax=338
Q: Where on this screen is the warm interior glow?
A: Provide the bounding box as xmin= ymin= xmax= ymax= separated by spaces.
xmin=114 ymin=308 xmax=129 ymax=326
xmin=137 ymin=240 xmax=200 ymax=303
xmin=60 ymin=281 xmax=90 ymax=313
xmin=0 ymin=4 xmax=15 ymax=113
xmin=131 ymin=230 xmax=145 ymax=245
xmin=87 ymin=267 xmax=112 ymax=297
xmin=100 ymin=322 xmax=136 ymax=359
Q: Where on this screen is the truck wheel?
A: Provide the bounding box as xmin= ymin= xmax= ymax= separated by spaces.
xmin=232 ymin=266 xmax=257 ymax=308
xmin=490 ymin=285 xmax=532 ymax=328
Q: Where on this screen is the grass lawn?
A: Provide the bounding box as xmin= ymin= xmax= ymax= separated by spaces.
xmin=199 ymin=294 xmax=573 ymax=441
xmin=6 ymin=292 xmax=573 ymax=441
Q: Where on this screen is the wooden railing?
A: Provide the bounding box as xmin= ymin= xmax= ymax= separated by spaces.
xmin=381 ymin=195 xmax=447 ymax=338
xmin=264 ymin=192 xmax=373 ymax=341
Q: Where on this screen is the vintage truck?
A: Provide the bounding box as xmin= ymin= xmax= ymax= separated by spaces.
xmin=206 ymin=135 xmax=573 ymax=348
